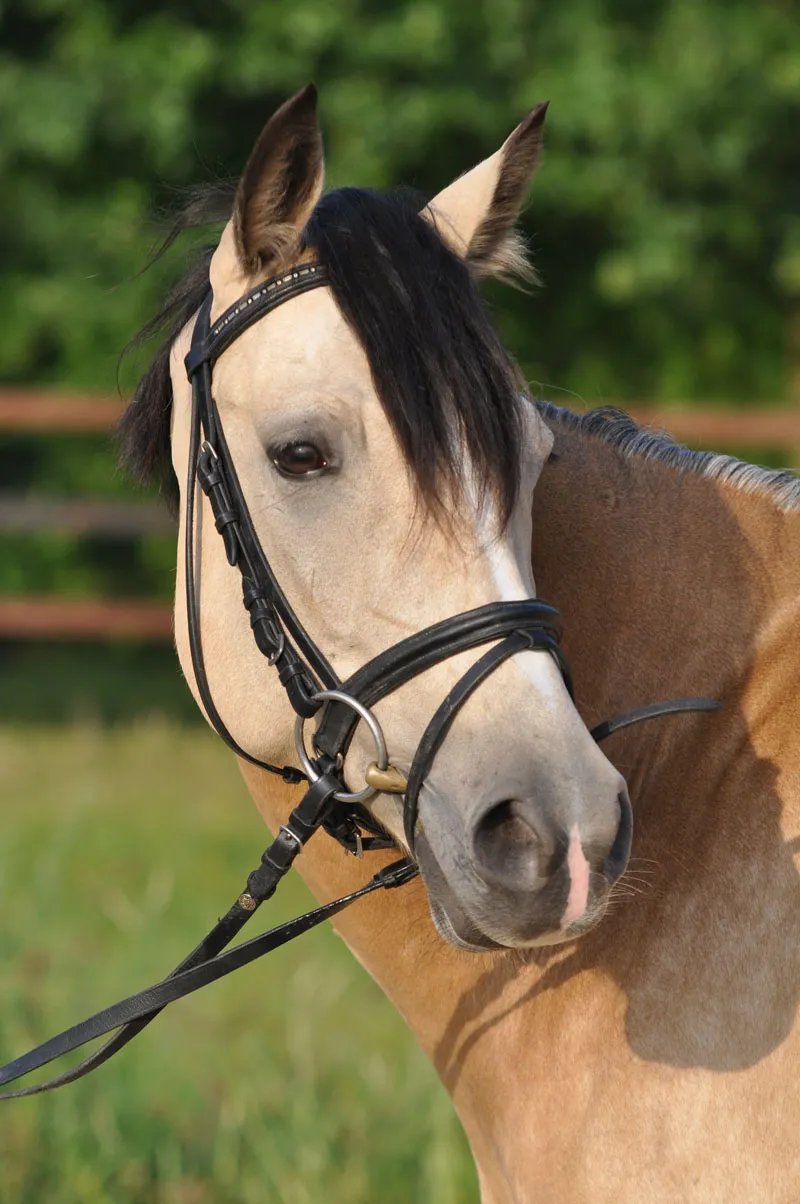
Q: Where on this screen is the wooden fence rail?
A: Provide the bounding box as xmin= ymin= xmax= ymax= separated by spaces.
xmin=0 ymin=496 xmax=174 ymax=536
xmin=0 ymin=597 xmax=173 ymax=641
xmin=1 ymin=388 xmax=797 ymax=640
xmin=0 ymin=390 xmax=124 ymax=432
xmin=3 ymin=387 xmax=800 ymax=445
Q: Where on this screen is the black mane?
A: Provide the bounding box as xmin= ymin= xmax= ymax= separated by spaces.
xmin=118 ymin=186 xmax=523 ymax=522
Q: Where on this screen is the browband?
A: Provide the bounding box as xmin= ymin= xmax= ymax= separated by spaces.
xmin=185 ymin=262 xmax=329 ymax=377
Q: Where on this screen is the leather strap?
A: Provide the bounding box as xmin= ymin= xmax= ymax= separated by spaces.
xmin=0 ymin=756 xmax=416 ymax=1099
xmin=185 ymin=263 xmax=329 ymax=378
xmin=187 ymin=289 xmax=337 ymax=733
xmin=184 ymin=346 xmax=309 ymax=780
xmin=314 ymin=601 xmax=569 ymax=761
xmin=0 ymin=856 xmax=417 ymax=1100
xmin=402 ymin=630 xmax=541 ymax=848
xmin=589 ymin=697 xmax=721 ymax=744
xmin=404 ymin=666 xmax=722 ymax=849
xmin=205 ymin=393 xmax=338 ymax=696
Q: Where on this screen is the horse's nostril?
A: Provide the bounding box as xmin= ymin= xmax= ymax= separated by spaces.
xmin=471 ymin=799 xmax=550 ymax=891
xmin=603 ymin=791 xmax=633 ymax=884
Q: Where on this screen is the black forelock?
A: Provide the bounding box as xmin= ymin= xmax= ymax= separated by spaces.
xmin=305 ymin=188 xmax=522 ymax=524
xmin=119 ymin=185 xmax=523 ymax=524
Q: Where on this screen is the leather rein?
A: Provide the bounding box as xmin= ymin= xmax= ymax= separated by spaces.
xmin=0 ymin=262 xmax=719 ymax=1099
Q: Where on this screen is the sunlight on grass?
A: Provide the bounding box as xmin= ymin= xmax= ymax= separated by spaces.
xmin=0 ymin=721 xmax=478 ymax=1203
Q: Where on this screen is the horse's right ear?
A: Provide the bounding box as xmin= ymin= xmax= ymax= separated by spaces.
xmin=231 ymin=84 xmax=325 ymax=276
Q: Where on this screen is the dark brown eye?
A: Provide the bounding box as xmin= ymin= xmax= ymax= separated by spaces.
xmin=271 ymin=442 xmax=328 ymax=477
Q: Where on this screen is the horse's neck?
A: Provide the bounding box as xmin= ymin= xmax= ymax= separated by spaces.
xmin=533 ymin=423 xmax=800 ymax=776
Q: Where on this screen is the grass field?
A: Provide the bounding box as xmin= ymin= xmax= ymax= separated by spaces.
xmin=0 ymin=721 xmax=478 ymax=1204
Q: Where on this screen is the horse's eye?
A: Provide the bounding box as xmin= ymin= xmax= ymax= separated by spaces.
xmin=270 ymin=441 xmax=329 ymax=477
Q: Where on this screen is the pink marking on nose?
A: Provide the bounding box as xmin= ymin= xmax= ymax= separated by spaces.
xmin=561 ymin=823 xmax=590 ymax=928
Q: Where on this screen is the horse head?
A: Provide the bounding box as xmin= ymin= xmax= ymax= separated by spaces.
xmin=129 ymin=85 xmax=630 ymax=950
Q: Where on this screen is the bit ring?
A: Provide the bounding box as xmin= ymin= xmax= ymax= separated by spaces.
xmin=294 ymin=689 xmax=389 ymax=803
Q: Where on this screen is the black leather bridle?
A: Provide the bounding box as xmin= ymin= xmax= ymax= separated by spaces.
xmin=0 ymin=262 xmax=719 ymax=1100
xmin=182 ymin=262 xmax=576 ymax=855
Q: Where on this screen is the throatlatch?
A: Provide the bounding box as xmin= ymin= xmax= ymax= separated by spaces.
xmin=0 ymin=262 xmax=719 ymax=1100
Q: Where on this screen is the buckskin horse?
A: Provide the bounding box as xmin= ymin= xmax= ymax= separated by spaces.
xmin=5 ymin=86 xmax=800 ymax=1201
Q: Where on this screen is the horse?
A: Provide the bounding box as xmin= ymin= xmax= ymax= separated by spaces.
xmin=118 ymin=87 xmax=800 ymax=1201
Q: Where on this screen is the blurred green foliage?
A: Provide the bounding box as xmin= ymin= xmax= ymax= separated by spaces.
xmin=0 ymin=641 xmax=197 ymax=721
xmin=0 ymin=0 xmax=798 ymax=655
xmin=1 ymin=0 xmax=797 ymax=400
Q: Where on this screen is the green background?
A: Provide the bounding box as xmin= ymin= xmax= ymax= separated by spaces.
xmin=3 ymin=0 xmax=799 ymax=401
xmin=1 ymin=0 xmax=798 ymax=614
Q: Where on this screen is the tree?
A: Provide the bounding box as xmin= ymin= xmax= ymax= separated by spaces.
xmin=0 ymin=0 xmax=798 ymax=605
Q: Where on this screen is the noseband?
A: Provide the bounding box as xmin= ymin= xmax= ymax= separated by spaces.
xmin=0 ymin=262 xmax=719 ymax=1099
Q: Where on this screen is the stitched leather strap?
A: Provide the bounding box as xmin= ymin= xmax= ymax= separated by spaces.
xmin=185 ymin=263 xmax=329 ymax=378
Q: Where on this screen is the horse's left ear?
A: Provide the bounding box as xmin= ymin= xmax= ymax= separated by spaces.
xmin=425 ymin=102 xmax=548 ymax=279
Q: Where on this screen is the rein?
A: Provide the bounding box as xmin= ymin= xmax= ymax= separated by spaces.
xmin=0 ymin=264 xmax=720 ymax=1100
